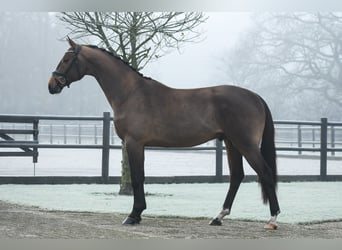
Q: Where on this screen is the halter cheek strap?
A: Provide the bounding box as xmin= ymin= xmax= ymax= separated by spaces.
xmin=52 ymin=45 xmax=82 ymax=88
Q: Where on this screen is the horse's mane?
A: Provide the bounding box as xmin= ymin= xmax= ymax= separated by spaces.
xmin=85 ymin=45 xmax=151 ymax=80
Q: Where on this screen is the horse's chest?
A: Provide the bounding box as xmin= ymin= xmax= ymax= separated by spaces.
xmin=113 ymin=113 xmax=151 ymax=139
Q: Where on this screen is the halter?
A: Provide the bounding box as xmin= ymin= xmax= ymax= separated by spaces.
xmin=52 ymin=45 xmax=82 ymax=88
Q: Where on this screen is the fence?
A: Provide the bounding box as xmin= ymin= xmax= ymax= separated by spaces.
xmin=0 ymin=112 xmax=342 ymax=184
xmin=0 ymin=116 xmax=39 ymax=163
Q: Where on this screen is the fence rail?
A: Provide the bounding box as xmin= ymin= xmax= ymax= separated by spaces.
xmin=1 ymin=112 xmax=342 ymax=184
xmin=0 ymin=116 xmax=39 ymax=164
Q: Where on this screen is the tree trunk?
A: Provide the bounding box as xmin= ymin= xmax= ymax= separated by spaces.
xmin=118 ymin=23 xmax=138 ymax=196
xmin=119 ymin=141 xmax=133 ymax=195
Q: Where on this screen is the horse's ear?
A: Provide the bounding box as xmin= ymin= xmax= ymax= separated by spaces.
xmin=67 ymin=36 xmax=77 ymax=49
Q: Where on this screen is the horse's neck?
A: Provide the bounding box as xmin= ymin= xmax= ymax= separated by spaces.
xmin=85 ymin=49 xmax=142 ymax=111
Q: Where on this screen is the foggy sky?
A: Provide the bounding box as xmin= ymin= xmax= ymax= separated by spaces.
xmin=0 ymin=12 xmax=341 ymax=121
xmin=0 ymin=12 xmax=252 ymax=116
xmin=143 ymin=12 xmax=252 ymax=88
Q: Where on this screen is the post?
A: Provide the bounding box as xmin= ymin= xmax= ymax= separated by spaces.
xmin=297 ymin=125 xmax=302 ymax=155
xmin=215 ymin=139 xmax=223 ymax=181
xmin=63 ymin=124 xmax=67 ymax=144
xmin=312 ymin=128 xmax=316 ymax=148
xmin=111 ymin=129 xmax=115 ymax=145
xmin=94 ymin=124 xmax=98 ymax=144
xmin=331 ymin=126 xmax=335 ymax=156
xmin=33 ymin=119 xmax=39 ymax=164
xmin=102 ymin=112 xmax=111 ymax=182
xmin=78 ymin=124 xmax=81 ymax=144
xmin=320 ymin=118 xmax=328 ymax=180
xmin=50 ymin=124 xmax=53 ymax=144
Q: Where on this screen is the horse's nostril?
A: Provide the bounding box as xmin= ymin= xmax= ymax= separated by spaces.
xmin=48 ymin=76 xmax=60 ymax=94
xmin=48 ymin=84 xmax=54 ymax=94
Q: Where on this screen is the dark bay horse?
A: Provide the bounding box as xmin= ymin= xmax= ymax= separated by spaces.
xmin=48 ymin=38 xmax=280 ymax=230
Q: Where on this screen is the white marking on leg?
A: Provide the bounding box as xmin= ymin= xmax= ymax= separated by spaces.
xmin=269 ymin=215 xmax=277 ymax=224
xmin=209 ymin=208 xmax=230 ymax=225
xmin=215 ymin=208 xmax=230 ymax=221
xmin=264 ymin=215 xmax=278 ymax=230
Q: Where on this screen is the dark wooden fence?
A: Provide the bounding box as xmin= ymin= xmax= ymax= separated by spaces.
xmin=1 ymin=113 xmax=342 ymax=184
xmin=0 ymin=116 xmax=39 ymax=163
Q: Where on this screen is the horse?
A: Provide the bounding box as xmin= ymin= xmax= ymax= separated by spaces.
xmin=48 ymin=38 xmax=280 ymax=230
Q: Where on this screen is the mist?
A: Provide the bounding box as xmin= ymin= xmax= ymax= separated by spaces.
xmin=0 ymin=12 xmax=340 ymax=121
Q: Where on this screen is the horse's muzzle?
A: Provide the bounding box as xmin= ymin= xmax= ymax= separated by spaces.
xmin=48 ymin=76 xmax=62 ymax=94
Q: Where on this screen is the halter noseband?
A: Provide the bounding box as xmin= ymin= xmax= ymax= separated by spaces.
xmin=52 ymin=45 xmax=82 ymax=89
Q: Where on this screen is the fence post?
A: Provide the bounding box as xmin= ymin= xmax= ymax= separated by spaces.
xmin=102 ymin=112 xmax=111 ymax=182
xmin=63 ymin=124 xmax=67 ymax=144
xmin=312 ymin=128 xmax=316 ymax=148
xmin=50 ymin=124 xmax=53 ymax=144
xmin=331 ymin=126 xmax=335 ymax=156
xmin=297 ymin=125 xmax=302 ymax=155
xmin=94 ymin=124 xmax=98 ymax=144
xmin=33 ymin=119 xmax=39 ymax=164
xmin=78 ymin=124 xmax=82 ymax=144
xmin=320 ymin=118 xmax=328 ymax=180
xmin=215 ymin=139 xmax=223 ymax=181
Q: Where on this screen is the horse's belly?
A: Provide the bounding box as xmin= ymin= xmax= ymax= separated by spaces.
xmin=147 ymin=124 xmax=219 ymax=147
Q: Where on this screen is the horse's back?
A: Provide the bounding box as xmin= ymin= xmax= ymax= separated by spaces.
xmin=149 ymin=82 xmax=266 ymax=134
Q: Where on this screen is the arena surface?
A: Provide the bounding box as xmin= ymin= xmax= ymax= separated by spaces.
xmin=1 ymin=201 xmax=342 ymax=239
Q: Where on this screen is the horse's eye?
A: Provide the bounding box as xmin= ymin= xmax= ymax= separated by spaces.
xmin=63 ymin=59 xmax=70 ymax=63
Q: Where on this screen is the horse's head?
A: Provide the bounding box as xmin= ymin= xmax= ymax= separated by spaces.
xmin=48 ymin=37 xmax=85 ymax=94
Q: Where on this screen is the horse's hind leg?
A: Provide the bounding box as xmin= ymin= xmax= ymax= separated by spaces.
xmin=210 ymin=140 xmax=244 ymax=226
xmin=242 ymin=146 xmax=280 ymax=229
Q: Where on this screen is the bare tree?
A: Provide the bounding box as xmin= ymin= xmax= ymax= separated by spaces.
xmin=253 ymin=13 xmax=342 ymax=105
xmin=58 ymin=12 xmax=208 ymax=194
xmin=222 ymin=12 xmax=342 ymax=120
xmin=59 ymin=12 xmax=207 ymax=70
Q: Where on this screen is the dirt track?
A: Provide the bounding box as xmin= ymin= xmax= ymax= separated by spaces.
xmin=0 ymin=201 xmax=341 ymax=239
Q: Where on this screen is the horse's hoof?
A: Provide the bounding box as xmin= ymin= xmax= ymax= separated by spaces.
xmin=209 ymin=218 xmax=222 ymax=226
xmin=264 ymin=222 xmax=278 ymax=230
xmin=122 ymin=216 xmax=140 ymax=225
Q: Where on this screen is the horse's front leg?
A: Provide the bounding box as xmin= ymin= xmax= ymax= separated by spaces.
xmin=122 ymin=138 xmax=146 ymax=225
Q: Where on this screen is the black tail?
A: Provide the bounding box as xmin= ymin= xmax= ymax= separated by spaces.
xmin=260 ymin=99 xmax=277 ymax=204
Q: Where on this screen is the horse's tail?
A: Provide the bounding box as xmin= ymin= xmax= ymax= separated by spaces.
xmin=260 ymin=98 xmax=277 ymax=204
